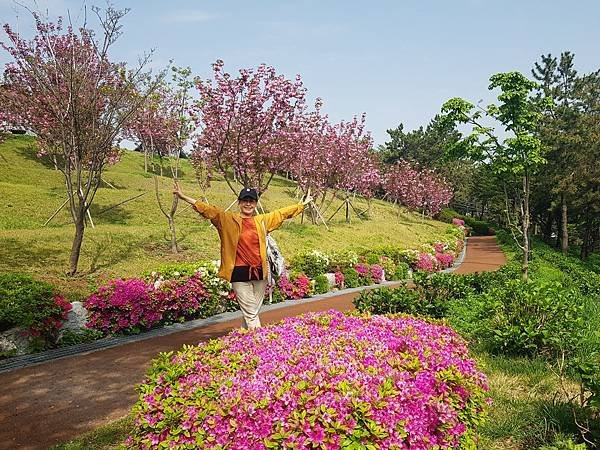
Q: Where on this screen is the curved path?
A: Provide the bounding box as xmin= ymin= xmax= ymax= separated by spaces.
xmin=0 ymin=236 xmax=505 ymax=450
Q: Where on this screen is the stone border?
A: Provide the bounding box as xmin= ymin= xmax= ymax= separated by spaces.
xmin=0 ymin=239 xmax=468 ymax=373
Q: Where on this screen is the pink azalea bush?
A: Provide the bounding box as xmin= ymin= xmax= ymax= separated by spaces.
xmin=415 ymin=253 xmax=438 ymax=273
xmin=28 ymin=295 xmax=72 ymax=338
xmin=85 ymin=271 xmax=237 ymax=334
xmin=354 ymin=263 xmax=370 ymax=277
xmin=277 ymin=273 xmax=312 ymax=300
xmin=370 ymin=263 xmax=384 ymax=283
xmin=127 ymin=310 xmax=489 ymax=449
xmin=452 ymin=218 xmax=465 ymax=227
xmin=435 ymin=252 xmax=455 ymax=269
xmin=334 ymin=271 xmax=345 ymax=288
xmin=152 ymin=273 xmax=218 ymax=323
xmin=85 ymin=278 xmax=160 ymax=334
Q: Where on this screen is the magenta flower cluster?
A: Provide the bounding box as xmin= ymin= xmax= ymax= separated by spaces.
xmin=416 ymin=253 xmax=438 ymax=272
xmin=85 ymin=274 xmax=230 ymax=334
xmin=127 ymin=310 xmax=489 ymax=449
xmin=354 ymin=262 xmax=370 ymax=277
xmin=85 ymin=278 xmax=160 ymax=334
xmin=435 ymin=252 xmax=455 ymax=269
xmin=151 ymin=273 xmax=213 ymax=323
xmin=277 ymin=273 xmax=312 ymax=300
xmin=28 ymin=295 xmax=72 ymax=338
xmin=452 ymin=218 xmax=465 ymax=227
xmin=370 ymin=264 xmax=384 ymax=282
xmin=334 ymin=270 xmax=345 ymax=287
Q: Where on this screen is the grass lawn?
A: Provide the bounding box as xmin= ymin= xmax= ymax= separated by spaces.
xmin=0 ymin=135 xmax=448 ymax=300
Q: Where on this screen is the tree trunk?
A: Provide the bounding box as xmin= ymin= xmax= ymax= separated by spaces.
xmin=345 ymin=198 xmax=350 ymax=223
xmin=168 ymin=214 xmax=178 ymax=254
xmin=554 ymin=209 xmax=561 ymax=249
xmin=521 ymin=174 xmax=530 ymax=282
xmin=580 ymin=216 xmax=592 ymax=260
xmin=560 ymin=195 xmax=569 ymax=256
xmin=68 ymin=214 xmax=86 ymax=275
xmin=542 ymin=209 xmax=553 ymax=243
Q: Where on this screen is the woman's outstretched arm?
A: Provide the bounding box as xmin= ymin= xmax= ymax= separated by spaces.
xmin=173 ymin=181 xmax=223 ymax=225
xmin=262 ymin=190 xmax=313 ymax=232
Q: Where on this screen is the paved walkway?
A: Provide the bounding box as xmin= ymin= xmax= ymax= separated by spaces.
xmin=0 ymin=236 xmax=506 ymax=450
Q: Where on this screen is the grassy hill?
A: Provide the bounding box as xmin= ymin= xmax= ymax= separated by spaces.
xmin=0 ymin=135 xmax=449 ymax=300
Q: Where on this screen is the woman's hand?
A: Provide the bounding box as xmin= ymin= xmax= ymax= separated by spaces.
xmin=173 ymin=180 xmax=196 ymax=205
xmin=301 ymin=188 xmax=313 ymax=206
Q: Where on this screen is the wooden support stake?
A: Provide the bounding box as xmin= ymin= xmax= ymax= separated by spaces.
xmin=43 ymin=199 xmax=69 ymax=226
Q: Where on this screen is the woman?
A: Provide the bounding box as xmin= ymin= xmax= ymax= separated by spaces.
xmin=173 ymin=182 xmax=312 ymax=329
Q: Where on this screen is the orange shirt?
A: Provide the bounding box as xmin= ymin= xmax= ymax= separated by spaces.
xmin=235 ymin=218 xmax=262 ymax=268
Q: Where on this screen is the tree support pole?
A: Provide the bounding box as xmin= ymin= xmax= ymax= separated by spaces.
xmin=43 ymin=199 xmax=69 ymax=226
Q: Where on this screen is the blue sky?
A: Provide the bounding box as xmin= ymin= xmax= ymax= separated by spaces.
xmin=0 ymin=0 xmax=598 ymax=147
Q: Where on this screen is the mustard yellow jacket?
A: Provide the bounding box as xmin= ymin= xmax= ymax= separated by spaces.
xmin=194 ymin=200 xmax=305 ymax=282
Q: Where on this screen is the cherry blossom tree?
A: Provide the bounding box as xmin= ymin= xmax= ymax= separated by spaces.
xmin=125 ymin=66 xmax=196 ymax=253
xmin=191 ymin=60 xmax=306 ymax=194
xmin=125 ymin=81 xmax=180 ymax=174
xmin=0 ymin=7 xmax=160 ymax=274
xmin=288 ymin=110 xmax=379 ymax=222
xmin=384 ymin=160 xmax=452 ymax=217
xmin=420 ymin=169 xmax=453 ymax=215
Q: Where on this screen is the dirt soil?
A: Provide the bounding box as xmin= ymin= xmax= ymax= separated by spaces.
xmin=0 ymin=236 xmax=506 ymax=450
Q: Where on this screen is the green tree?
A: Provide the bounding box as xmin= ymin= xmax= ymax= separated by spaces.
xmin=532 ymin=52 xmax=600 ymax=259
xmin=441 ymin=72 xmax=550 ymax=281
xmin=532 ymin=52 xmax=579 ymax=255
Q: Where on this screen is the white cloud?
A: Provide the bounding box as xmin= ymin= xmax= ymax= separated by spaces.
xmin=162 ymin=9 xmax=220 ymax=24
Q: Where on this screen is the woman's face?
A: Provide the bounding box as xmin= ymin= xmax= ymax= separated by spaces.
xmin=238 ymin=198 xmax=257 ymax=217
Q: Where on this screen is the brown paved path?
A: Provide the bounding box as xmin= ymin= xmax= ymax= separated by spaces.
xmin=0 ymin=236 xmax=505 ymax=450
xmin=453 ymin=235 xmax=506 ymax=274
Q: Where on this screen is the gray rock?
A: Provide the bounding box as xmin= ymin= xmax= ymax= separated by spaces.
xmin=324 ymin=273 xmax=337 ymax=288
xmin=61 ymin=301 xmax=89 ymax=332
xmin=0 ymin=327 xmax=32 ymax=356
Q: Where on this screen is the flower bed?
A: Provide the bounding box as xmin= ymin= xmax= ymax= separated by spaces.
xmin=83 ymin=219 xmax=468 ymax=333
xmin=85 ymin=262 xmax=236 ymax=335
xmin=127 ymin=310 xmax=490 ymax=449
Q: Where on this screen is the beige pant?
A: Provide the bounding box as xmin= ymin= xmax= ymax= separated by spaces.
xmin=231 ymin=279 xmax=267 ymax=329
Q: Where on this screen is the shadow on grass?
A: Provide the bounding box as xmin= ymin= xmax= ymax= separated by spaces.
xmin=269 ymin=176 xmax=297 ymax=189
xmin=88 ymin=203 xmax=133 ymax=226
xmin=85 ymin=234 xmax=145 ymax=274
xmin=14 ymin=142 xmax=58 ymax=170
xmin=0 ymin=237 xmax=63 ymax=272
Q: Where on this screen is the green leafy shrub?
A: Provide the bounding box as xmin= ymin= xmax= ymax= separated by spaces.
xmin=437 ymin=208 xmax=493 ymax=236
xmin=343 ymin=268 xmax=359 ymax=288
xmin=379 ymin=256 xmax=396 ymax=279
xmin=539 ymin=438 xmax=587 ymax=450
xmin=290 ymin=250 xmax=330 ymax=278
xmin=362 ymin=251 xmax=381 ymax=265
xmin=393 ymin=262 xmax=409 ymax=280
xmin=314 ymin=274 xmax=330 ymax=294
xmin=451 ymin=280 xmax=585 ymax=357
xmin=327 ymin=250 xmax=359 ymax=272
xmin=0 ymin=273 xmax=71 ymax=349
xmin=58 ymin=328 xmax=104 ymax=347
xmin=353 ymin=286 xmax=423 ymax=315
xmin=569 ymin=350 xmax=600 ymax=411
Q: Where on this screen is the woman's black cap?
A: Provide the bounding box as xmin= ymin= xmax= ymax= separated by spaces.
xmin=238 ymin=187 xmax=259 ymax=201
